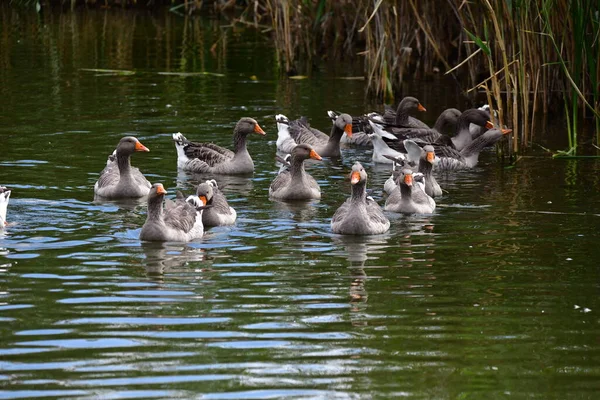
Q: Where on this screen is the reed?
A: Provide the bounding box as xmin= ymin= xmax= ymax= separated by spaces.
xmin=246 ymin=0 xmax=600 ymax=155
xmin=9 ymin=0 xmax=600 ymax=154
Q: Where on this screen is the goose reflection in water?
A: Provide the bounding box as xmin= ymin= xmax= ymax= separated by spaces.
xmin=332 ymin=235 xmax=393 ymax=321
xmin=141 ymin=242 xmax=208 ymax=276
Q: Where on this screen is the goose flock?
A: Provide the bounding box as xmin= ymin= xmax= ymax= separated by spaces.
xmin=0 ymin=96 xmax=511 ymax=240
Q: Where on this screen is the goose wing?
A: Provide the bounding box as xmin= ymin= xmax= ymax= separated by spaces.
xmin=331 ymin=199 xmax=351 ymax=225
xmin=163 ymin=200 xmax=199 ymax=234
xmin=184 ymin=142 xmax=234 ymax=166
xmin=269 ymin=170 xmax=292 ymax=195
xmin=211 ymin=190 xmax=234 ymax=215
xmin=366 ymin=198 xmax=390 ymax=226
xmin=288 ymin=119 xmax=326 ymax=147
xmin=95 ymin=163 xmax=120 ymax=190
xmin=433 ymin=144 xmax=462 ymax=159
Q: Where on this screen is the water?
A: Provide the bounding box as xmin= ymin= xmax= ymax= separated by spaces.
xmin=1 ymin=8 xmax=600 ymax=400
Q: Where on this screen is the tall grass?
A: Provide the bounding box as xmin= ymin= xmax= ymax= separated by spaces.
xmin=251 ymin=0 xmax=599 ymax=155
xmin=9 ymin=0 xmax=600 ymax=154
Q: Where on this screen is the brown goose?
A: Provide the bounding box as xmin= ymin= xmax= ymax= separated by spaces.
xmin=172 ymin=117 xmax=266 ymax=175
xmin=140 ymin=183 xmax=207 ymax=242
xmin=383 ymin=96 xmax=428 ymax=128
xmin=331 ymin=162 xmax=390 ymax=235
xmin=385 ymin=169 xmax=436 ymax=214
xmin=269 ymin=144 xmax=322 ymax=200
xmin=0 ymin=186 xmax=11 ymax=228
xmin=94 ymin=136 xmax=151 ymax=199
xmin=276 ymin=113 xmax=353 ymax=157
xmin=195 ymin=179 xmax=236 ymax=226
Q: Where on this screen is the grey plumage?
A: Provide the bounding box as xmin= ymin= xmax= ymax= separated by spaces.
xmin=331 ymin=162 xmax=390 ymax=235
xmin=140 ymin=183 xmax=206 ymax=242
xmin=172 ymin=117 xmax=266 ymax=175
xmin=270 ymin=144 xmax=322 ymax=200
xmin=94 ymin=136 xmax=151 ymax=199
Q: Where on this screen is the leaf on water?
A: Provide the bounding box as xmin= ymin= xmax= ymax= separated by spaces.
xmin=79 ymin=68 xmax=135 ymax=76
xmin=157 ymin=72 xmax=225 ymax=77
xmin=288 ymin=75 xmax=309 ymax=80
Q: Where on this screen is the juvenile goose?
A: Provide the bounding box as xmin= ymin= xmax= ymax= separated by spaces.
xmin=383 ymin=96 xmax=429 ymax=128
xmin=331 ymin=162 xmax=390 ymax=235
xmin=385 ymin=169 xmax=436 ymax=215
xmin=276 ymin=113 xmax=353 ymax=157
xmin=195 ymin=179 xmax=237 ymax=226
xmin=270 ymin=144 xmax=322 ymax=200
xmin=173 ymin=117 xmax=266 ymax=175
xmin=384 ymin=144 xmax=442 ymax=197
xmin=140 ymin=183 xmax=207 ymax=242
xmin=94 ymin=136 xmax=151 ymax=199
xmin=0 ymin=186 xmax=11 ymax=228
xmin=436 ymin=128 xmax=512 ymax=171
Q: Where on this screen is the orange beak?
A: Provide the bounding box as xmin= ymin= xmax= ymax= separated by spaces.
xmin=501 ymin=128 xmax=513 ymax=135
xmin=404 ymin=173 xmax=413 ymax=186
xmin=199 ymin=195 xmax=207 ymax=205
xmin=135 ymin=141 xmax=150 ymax=152
xmin=417 ymin=103 xmax=426 ymax=112
xmin=254 ymin=124 xmax=266 ymax=135
xmin=156 ymin=184 xmax=167 ymax=195
xmin=485 ymin=121 xmax=494 ymax=129
xmin=426 ymin=151 xmax=435 ymax=163
xmin=309 ymin=149 xmax=322 ymax=161
xmin=350 ymin=171 xmax=361 ymax=184
xmin=344 ymin=124 xmax=353 ymax=138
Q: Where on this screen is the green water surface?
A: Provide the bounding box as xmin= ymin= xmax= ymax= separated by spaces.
xmin=0 ymin=8 xmax=599 ymax=400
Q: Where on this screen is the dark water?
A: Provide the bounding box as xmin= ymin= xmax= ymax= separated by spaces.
xmin=1 ymin=8 xmax=600 ymax=400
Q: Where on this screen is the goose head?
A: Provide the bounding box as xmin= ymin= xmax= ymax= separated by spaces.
xmin=292 ymin=144 xmax=322 ymax=161
xmin=350 ymin=162 xmax=367 ymax=185
xmin=117 ymin=136 xmax=150 ymax=156
xmin=333 ymin=113 xmax=353 ymax=138
xmin=236 ymin=117 xmax=266 ymax=136
xmin=459 ymin=109 xmax=494 ymax=130
xmin=398 ymin=96 xmax=426 ymax=113
xmin=195 ymin=182 xmax=214 ymax=206
xmin=422 ymin=145 xmax=437 ymax=165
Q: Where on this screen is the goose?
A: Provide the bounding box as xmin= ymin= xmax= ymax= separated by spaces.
xmin=195 ymin=179 xmax=237 ymax=226
xmin=331 ymin=162 xmax=390 ymax=235
xmin=435 ymin=128 xmax=513 ymax=171
xmin=0 ymin=186 xmax=11 ymax=228
xmin=172 ymin=117 xmax=266 ymax=175
xmin=383 ymin=143 xmax=442 ymax=197
xmin=275 ymin=113 xmax=353 ymax=157
xmin=140 ymin=183 xmax=207 ymax=242
xmin=470 ymin=104 xmax=492 ymax=139
xmin=94 ymin=136 xmax=151 ymax=199
xmin=383 ymin=96 xmax=429 ymax=128
xmin=269 ymin=144 xmax=322 ymax=200
xmin=385 ymin=169 xmax=436 ymax=214
xmin=328 ymin=110 xmax=374 ymax=147
xmin=367 ymin=114 xmax=422 ymax=165
xmin=384 ymin=108 xmax=493 ymax=152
